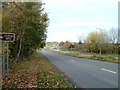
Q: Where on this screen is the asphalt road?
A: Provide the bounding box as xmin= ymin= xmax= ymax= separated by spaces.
xmin=41 ymin=50 xmax=118 ymax=88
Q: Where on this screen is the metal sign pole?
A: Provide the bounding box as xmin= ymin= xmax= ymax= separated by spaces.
xmin=6 ymin=41 xmax=9 ymax=77
xmin=0 ymin=33 xmax=15 ymax=79
xmin=2 ymin=41 xmax=5 ymax=79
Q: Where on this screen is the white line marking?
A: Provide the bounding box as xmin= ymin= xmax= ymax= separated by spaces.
xmin=101 ymin=68 xmax=117 ymax=74
xmin=71 ymin=60 xmax=75 ymax=62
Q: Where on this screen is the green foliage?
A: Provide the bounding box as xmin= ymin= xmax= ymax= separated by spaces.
xmin=78 ymin=40 xmax=82 ymax=44
xmin=2 ymin=2 xmax=49 ymax=60
xmin=83 ymin=31 xmax=118 ymax=54
xmin=69 ymin=44 xmax=74 ymax=48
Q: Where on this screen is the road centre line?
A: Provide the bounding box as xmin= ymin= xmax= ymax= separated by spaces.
xmin=101 ymin=68 xmax=117 ymax=74
xmin=71 ymin=60 xmax=75 ymax=62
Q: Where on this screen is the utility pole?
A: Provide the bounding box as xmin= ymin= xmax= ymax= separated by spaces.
xmin=96 ymin=28 xmax=103 ymax=54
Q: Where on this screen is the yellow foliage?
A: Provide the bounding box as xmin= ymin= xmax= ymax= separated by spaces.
xmin=89 ymin=31 xmax=104 ymax=43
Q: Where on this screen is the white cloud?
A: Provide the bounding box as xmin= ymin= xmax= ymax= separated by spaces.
xmin=49 ymin=22 xmax=117 ymax=29
xmin=47 ymin=30 xmax=82 ymax=42
xmin=47 ymin=21 xmax=117 ymax=42
xmin=43 ymin=0 xmax=118 ymax=42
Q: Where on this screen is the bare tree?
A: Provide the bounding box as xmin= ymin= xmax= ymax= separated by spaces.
xmin=108 ymin=28 xmax=118 ymax=44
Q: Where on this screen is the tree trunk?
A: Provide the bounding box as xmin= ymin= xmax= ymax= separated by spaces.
xmin=16 ymin=38 xmax=22 ymax=63
xmin=99 ymin=49 xmax=102 ymax=54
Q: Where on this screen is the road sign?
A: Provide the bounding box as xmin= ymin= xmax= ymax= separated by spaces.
xmin=0 ymin=33 xmax=15 ymax=79
xmin=0 ymin=33 xmax=15 ymax=42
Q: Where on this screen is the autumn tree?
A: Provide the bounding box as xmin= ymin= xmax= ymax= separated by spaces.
xmin=83 ymin=30 xmax=111 ymax=54
xmin=2 ymin=2 xmax=49 ymax=62
xmin=59 ymin=41 xmax=64 ymax=46
xmin=59 ymin=41 xmax=71 ymax=50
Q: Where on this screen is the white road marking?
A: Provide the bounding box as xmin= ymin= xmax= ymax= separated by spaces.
xmin=71 ymin=60 xmax=75 ymax=62
xmin=101 ymin=68 xmax=117 ymax=74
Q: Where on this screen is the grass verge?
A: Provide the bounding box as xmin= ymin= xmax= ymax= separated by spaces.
xmin=2 ymin=51 xmax=73 ymax=88
xmin=46 ymin=48 xmax=119 ymax=64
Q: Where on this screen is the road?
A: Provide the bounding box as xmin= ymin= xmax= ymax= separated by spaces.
xmin=41 ymin=50 xmax=118 ymax=88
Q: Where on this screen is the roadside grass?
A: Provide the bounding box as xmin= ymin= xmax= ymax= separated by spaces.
xmin=2 ymin=51 xmax=73 ymax=88
xmin=36 ymin=52 xmax=73 ymax=88
xmin=46 ymin=48 xmax=119 ymax=64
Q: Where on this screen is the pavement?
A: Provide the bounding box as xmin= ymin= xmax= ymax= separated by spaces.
xmin=41 ymin=50 xmax=118 ymax=88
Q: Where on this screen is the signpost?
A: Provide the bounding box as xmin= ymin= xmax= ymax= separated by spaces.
xmin=0 ymin=33 xmax=15 ymax=79
xmin=0 ymin=33 xmax=15 ymax=42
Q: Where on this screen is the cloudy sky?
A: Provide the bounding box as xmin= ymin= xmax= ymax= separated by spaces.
xmin=43 ymin=0 xmax=118 ymax=42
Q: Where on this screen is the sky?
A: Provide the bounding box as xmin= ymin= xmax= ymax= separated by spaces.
xmin=43 ymin=0 xmax=118 ymax=42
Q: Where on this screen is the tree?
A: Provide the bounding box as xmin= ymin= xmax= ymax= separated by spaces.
xmin=69 ymin=43 xmax=74 ymax=50
xmin=107 ymin=28 xmax=118 ymax=54
xmin=108 ymin=28 xmax=118 ymax=44
xmin=60 ymin=41 xmax=71 ymax=50
xmin=74 ymin=44 xmax=80 ymax=51
xmin=2 ymin=2 xmax=49 ymax=62
xmin=78 ymin=40 xmax=82 ymax=44
xmin=84 ymin=30 xmax=111 ymax=54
